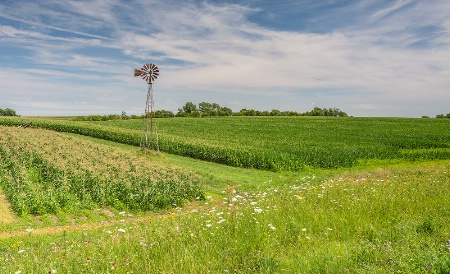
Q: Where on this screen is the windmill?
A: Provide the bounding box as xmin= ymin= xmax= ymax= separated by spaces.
xmin=134 ymin=63 xmax=160 ymax=153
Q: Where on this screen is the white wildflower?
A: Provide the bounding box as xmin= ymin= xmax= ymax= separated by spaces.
xmin=254 ymin=207 xmax=263 ymax=214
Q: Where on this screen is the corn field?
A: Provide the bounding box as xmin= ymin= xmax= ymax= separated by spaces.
xmin=1 ymin=116 xmax=450 ymax=171
xmin=0 ymin=126 xmax=204 ymax=215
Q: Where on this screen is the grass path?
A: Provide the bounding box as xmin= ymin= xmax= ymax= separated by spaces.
xmin=0 ymin=199 xmax=215 ymax=240
xmin=0 ymin=191 xmax=15 ymax=224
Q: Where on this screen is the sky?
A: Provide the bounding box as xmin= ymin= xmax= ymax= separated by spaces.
xmin=0 ymin=0 xmax=449 ymax=117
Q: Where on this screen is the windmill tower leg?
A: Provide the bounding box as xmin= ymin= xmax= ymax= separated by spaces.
xmin=140 ymin=83 xmax=159 ymax=153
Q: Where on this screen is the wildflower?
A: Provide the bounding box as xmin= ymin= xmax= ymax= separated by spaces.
xmin=268 ymin=224 xmax=276 ymax=230
xmin=18 ymin=250 xmax=25 ymax=253
xmin=302 ymin=228 xmax=307 ymax=232
xmin=14 ymin=271 xmax=21 ymax=274
xmin=206 ymin=224 xmax=212 ymax=228
xmin=49 ymin=269 xmax=57 ymax=274
xmin=25 ymin=228 xmax=33 ymax=233
xmin=117 ymin=228 xmax=126 ymax=233
xmin=106 ymin=230 xmax=112 ymax=234
xmin=119 ymin=211 xmax=126 ymax=216
xmin=217 ymin=219 xmax=225 ymax=224
xmin=111 ymin=263 xmax=116 ymax=270
xmin=250 ymin=201 xmax=257 ymax=205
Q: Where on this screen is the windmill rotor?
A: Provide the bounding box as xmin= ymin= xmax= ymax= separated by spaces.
xmin=134 ymin=63 xmax=159 ymax=84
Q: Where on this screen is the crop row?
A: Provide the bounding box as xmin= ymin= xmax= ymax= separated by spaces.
xmin=1 ymin=117 xmax=450 ymax=171
xmin=0 ymin=126 xmax=204 ymax=215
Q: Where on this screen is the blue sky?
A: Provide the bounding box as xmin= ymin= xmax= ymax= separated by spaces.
xmin=1 ymin=0 xmax=449 ymax=117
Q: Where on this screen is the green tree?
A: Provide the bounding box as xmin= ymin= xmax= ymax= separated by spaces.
xmin=218 ymin=107 xmax=233 ymax=116
xmin=311 ymin=107 xmax=324 ymax=116
xmin=199 ymin=102 xmax=217 ymax=116
xmin=270 ymin=109 xmax=281 ymax=116
xmin=0 ymin=108 xmax=17 ymax=116
xmin=154 ymin=110 xmax=175 ymax=118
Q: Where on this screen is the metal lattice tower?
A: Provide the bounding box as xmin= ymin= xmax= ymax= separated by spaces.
xmin=134 ymin=63 xmax=160 ymax=153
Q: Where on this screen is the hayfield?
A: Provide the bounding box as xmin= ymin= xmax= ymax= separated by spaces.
xmin=0 ymin=116 xmax=449 ymax=273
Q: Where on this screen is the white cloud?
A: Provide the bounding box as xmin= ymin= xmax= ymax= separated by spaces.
xmin=1 ymin=0 xmax=450 ymax=116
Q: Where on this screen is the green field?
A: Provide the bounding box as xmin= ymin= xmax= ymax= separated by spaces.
xmin=0 ymin=116 xmax=449 ymax=273
xmin=2 ymin=116 xmax=450 ymax=171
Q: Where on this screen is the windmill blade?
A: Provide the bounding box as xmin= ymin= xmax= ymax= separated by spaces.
xmin=135 ymin=63 xmax=159 ymax=84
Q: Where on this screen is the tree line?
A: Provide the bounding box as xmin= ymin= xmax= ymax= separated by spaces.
xmin=175 ymin=102 xmax=349 ymax=117
xmin=75 ymin=102 xmax=349 ymax=121
xmin=435 ymin=113 xmax=450 ymax=119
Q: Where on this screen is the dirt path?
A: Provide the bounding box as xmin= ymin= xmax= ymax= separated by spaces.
xmin=0 ymin=200 xmax=214 ymax=240
xmin=0 ymin=193 xmax=15 ymax=224
xmin=0 ymin=215 xmax=157 ymax=239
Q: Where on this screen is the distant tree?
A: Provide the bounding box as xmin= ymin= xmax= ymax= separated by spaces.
xmin=270 ymin=109 xmax=281 ymax=116
xmin=436 ymin=114 xmax=445 ymax=118
xmin=281 ymin=111 xmax=299 ymax=116
xmin=154 ymin=110 xmax=175 ymax=118
xmin=238 ymin=108 xmax=257 ymax=116
xmin=199 ymin=102 xmax=216 ymax=116
xmin=218 ymin=107 xmax=233 ymax=116
xmin=177 ymin=102 xmax=198 ymax=116
xmin=176 ymin=111 xmax=187 ymax=117
xmin=311 ymin=107 xmax=324 ymax=116
xmin=0 ymin=108 xmax=18 ymax=116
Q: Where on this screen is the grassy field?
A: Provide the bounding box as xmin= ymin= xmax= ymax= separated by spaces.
xmin=0 ymin=117 xmax=449 ymax=273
